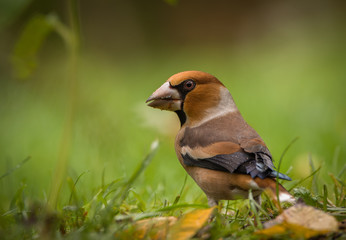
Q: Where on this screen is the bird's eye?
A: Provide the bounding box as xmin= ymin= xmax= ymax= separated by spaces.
xmin=183 ymin=80 xmax=195 ymax=91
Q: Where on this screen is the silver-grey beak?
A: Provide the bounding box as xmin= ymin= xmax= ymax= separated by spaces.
xmin=146 ymin=82 xmax=182 ymax=111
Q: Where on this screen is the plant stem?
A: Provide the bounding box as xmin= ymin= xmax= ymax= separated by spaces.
xmin=47 ymin=0 xmax=80 ymax=210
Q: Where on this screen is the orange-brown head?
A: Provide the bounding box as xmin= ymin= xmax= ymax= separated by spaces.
xmin=146 ymin=71 xmax=238 ymax=126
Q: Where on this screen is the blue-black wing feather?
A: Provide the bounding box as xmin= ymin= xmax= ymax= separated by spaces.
xmin=182 ymin=151 xmax=291 ymax=181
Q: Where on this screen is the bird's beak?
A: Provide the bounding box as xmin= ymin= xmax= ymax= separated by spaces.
xmin=146 ymin=82 xmax=182 ymax=111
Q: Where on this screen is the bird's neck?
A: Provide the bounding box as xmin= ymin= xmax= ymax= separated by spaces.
xmin=183 ymin=87 xmax=239 ymax=128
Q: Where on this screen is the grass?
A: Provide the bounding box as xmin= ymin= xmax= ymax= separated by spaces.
xmin=0 ymin=140 xmax=344 ymax=239
xmin=0 ymin=24 xmax=345 ymax=238
xmin=0 ymin=157 xmax=344 ymax=238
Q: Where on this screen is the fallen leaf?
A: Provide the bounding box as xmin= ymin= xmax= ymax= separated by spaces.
xmin=125 ymin=216 xmax=177 ymax=240
xmin=256 ymin=203 xmax=339 ymax=238
xmin=167 ymin=207 xmax=216 ymax=240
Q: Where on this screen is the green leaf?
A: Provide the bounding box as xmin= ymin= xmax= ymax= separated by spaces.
xmin=11 ymin=14 xmax=54 ymax=79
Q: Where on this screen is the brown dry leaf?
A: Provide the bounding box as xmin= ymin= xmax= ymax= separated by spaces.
xmin=125 ymin=216 xmax=177 ymax=240
xmin=167 ymin=207 xmax=216 ymax=240
xmin=256 ymin=203 xmax=339 ymax=238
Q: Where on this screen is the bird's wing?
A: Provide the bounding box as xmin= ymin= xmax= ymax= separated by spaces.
xmin=181 ymin=139 xmax=291 ymax=180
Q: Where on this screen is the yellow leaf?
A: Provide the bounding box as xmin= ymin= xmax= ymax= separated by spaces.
xmin=255 ymin=224 xmax=287 ymax=236
xmin=119 ymin=216 xmax=177 ymax=240
xmin=256 ymin=204 xmax=339 ymax=238
xmin=286 ymin=222 xmax=332 ymax=239
xmin=167 ymin=207 xmax=216 ymax=240
xmin=257 ymin=222 xmax=333 ymax=238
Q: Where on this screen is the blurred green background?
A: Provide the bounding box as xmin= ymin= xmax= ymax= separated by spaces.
xmin=0 ymin=0 xmax=345 ymax=209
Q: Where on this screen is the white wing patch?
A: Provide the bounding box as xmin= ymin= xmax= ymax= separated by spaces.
xmin=181 ymin=146 xmax=214 ymax=159
xmin=279 ymin=192 xmax=296 ymax=203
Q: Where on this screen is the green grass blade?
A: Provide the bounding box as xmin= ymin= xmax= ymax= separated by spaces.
xmin=68 ymin=171 xmax=88 ymax=205
xmin=224 ymin=200 xmax=230 ymax=217
xmin=334 ymin=184 xmax=339 ymax=206
xmin=288 ymin=166 xmax=321 ymax=192
xmin=309 ymin=153 xmax=318 ymax=194
xmin=0 ymin=156 xmax=30 ymax=181
xmin=337 ymin=164 xmax=345 ymax=179
xmin=119 ymin=140 xmax=159 ymax=203
xmin=156 ymin=203 xmax=208 ymax=212
xmin=173 ymin=174 xmax=188 ymax=206
xmin=323 ymin=184 xmax=328 ymax=211
xmin=332 ymin=146 xmax=340 ymax=173
xmin=248 ymin=190 xmax=262 ymax=229
xmin=276 ymin=137 xmax=299 ymax=209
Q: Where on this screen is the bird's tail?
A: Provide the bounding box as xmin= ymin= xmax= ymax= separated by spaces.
xmin=268 ymin=170 xmax=292 ymax=181
xmin=254 ymin=177 xmax=296 ymax=204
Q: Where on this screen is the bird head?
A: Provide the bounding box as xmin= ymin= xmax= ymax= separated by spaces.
xmin=146 ymin=71 xmax=238 ymax=126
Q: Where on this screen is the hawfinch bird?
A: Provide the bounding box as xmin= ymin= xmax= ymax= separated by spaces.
xmin=146 ymin=71 xmax=294 ymax=206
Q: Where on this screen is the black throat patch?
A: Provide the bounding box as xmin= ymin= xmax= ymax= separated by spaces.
xmin=175 ymin=110 xmax=186 ymax=126
xmin=170 ymin=81 xmax=192 ymax=127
